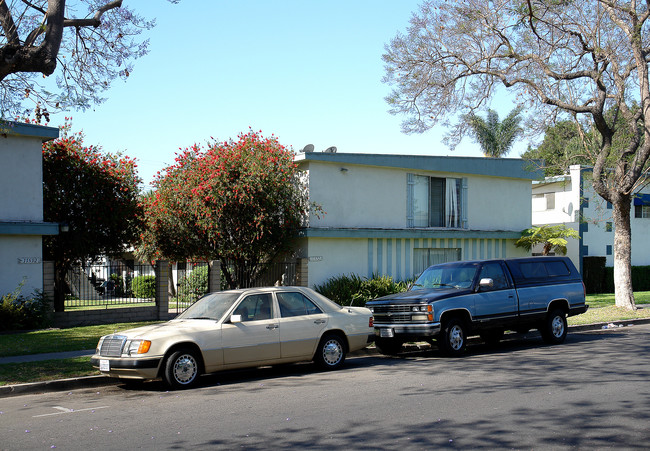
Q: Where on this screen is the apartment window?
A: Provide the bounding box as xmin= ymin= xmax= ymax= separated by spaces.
xmin=635 ymin=205 xmax=650 ymax=218
xmin=606 ymin=222 xmax=612 ymax=232
xmin=413 ymin=248 xmax=461 ymax=276
xmin=607 ymin=201 xmax=613 ymax=209
xmin=532 ymin=192 xmax=555 ymax=211
xmin=606 ymin=245 xmax=612 ymax=256
xmin=408 ymin=174 xmax=466 ymax=228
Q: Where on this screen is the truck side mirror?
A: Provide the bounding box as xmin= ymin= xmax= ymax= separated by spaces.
xmin=479 ymin=278 xmax=494 ymax=290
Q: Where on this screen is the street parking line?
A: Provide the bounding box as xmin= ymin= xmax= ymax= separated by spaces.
xmin=33 ymin=406 xmax=109 ymax=417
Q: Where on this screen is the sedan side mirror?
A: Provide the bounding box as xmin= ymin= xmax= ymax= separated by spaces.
xmin=230 ymin=314 xmax=242 ymax=323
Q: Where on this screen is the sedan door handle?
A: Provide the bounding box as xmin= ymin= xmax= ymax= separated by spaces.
xmin=313 ymin=319 xmax=326 ymax=325
xmin=266 ymin=324 xmax=279 ymax=330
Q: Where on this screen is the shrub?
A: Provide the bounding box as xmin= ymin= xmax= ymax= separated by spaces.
xmin=0 ymin=281 xmax=51 ymax=331
xmin=131 ymin=275 xmax=156 ymax=299
xmin=314 ymin=274 xmax=408 ymax=307
xmin=109 ymin=273 xmax=125 ymax=296
xmin=176 ymin=265 xmax=209 ymax=305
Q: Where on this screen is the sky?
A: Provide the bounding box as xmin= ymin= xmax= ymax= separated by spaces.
xmin=49 ymin=0 xmax=524 ymax=188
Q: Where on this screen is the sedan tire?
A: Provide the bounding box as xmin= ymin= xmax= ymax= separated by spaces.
xmin=163 ymin=347 xmax=201 ymax=389
xmin=314 ymin=334 xmax=346 ymax=370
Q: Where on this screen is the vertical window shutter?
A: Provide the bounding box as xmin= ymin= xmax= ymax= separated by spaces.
xmin=407 ymin=173 xmax=415 ymax=227
xmin=461 ymin=177 xmax=468 ymax=229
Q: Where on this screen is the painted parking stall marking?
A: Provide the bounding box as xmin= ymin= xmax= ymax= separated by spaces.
xmin=33 ymin=405 xmax=109 ymax=418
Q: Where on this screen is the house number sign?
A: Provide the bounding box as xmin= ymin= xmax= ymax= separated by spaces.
xmin=17 ymin=257 xmax=42 ymax=264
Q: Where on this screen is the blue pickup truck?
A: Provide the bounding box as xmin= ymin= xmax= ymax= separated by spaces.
xmin=366 ymin=257 xmax=588 ymax=356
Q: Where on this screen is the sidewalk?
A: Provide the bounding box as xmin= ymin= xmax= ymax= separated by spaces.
xmin=0 ymin=349 xmax=95 ymax=365
xmin=2 ymin=318 xmax=650 ymax=398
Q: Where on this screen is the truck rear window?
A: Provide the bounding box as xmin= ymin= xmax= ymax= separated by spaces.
xmin=519 ymin=260 xmax=570 ymax=278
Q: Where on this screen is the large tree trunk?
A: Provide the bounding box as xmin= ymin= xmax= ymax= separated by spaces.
xmin=612 ymin=198 xmax=636 ymax=310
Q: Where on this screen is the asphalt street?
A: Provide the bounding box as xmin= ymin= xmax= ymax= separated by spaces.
xmin=1 ymin=324 xmax=649 ymax=449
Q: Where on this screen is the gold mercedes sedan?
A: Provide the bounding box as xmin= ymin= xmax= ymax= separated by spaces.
xmin=91 ymin=286 xmax=374 ymax=389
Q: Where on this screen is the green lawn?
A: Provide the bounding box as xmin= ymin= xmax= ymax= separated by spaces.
xmin=0 ymin=357 xmax=97 ymax=385
xmin=0 ymin=321 xmax=159 ymax=357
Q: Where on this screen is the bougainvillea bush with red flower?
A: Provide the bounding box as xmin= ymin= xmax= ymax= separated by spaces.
xmin=139 ymin=129 xmax=318 ymax=289
xmin=42 ymin=121 xmax=144 ymax=310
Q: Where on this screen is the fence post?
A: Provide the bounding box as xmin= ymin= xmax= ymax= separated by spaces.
xmin=155 ymin=260 xmax=170 ymax=320
xmin=208 ymin=260 xmax=221 ymax=293
xmin=296 ymin=258 xmax=309 ymax=287
xmin=42 ymin=261 xmax=56 ymax=320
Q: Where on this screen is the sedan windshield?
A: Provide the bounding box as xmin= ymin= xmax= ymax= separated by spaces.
xmin=176 ymin=292 xmax=241 ymax=320
xmin=411 ymin=264 xmax=478 ymax=290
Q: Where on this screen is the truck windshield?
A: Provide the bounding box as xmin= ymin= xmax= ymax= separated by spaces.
xmin=411 ymin=264 xmax=478 ymax=290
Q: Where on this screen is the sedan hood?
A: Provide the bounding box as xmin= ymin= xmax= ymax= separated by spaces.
xmin=366 ymin=288 xmax=473 ymax=305
xmin=117 ymin=319 xmax=218 ymax=340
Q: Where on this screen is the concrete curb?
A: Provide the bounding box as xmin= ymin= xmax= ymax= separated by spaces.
xmin=2 ymin=318 xmax=649 ymax=398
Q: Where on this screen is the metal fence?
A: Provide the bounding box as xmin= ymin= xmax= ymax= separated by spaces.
xmin=64 ymin=261 xmax=157 ymax=309
xmin=170 ymin=261 xmax=210 ymax=312
xmin=63 ymin=259 xmax=298 ymax=311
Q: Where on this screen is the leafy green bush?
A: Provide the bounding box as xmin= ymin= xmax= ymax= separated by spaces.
xmin=131 ymin=275 xmax=156 ymax=299
xmin=0 ymin=281 xmax=51 ymax=331
xmin=314 ymin=273 xmax=408 ymax=307
xmin=176 ymin=265 xmax=209 ymax=305
xmin=109 ymin=273 xmax=125 ymax=296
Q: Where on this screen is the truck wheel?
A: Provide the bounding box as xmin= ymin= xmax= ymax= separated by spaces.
xmin=374 ymin=338 xmax=403 ymax=355
xmin=480 ymin=329 xmax=504 ymax=346
xmin=438 ymin=317 xmax=467 ymax=357
xmin=540 ymin=309 xmax=567 ymax=344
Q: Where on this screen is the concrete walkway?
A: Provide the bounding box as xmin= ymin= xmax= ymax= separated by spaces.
xmin=0 ymin=349 xmax=96 ymax=365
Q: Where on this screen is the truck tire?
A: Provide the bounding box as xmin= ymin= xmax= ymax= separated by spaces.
xmin=374 ymin=338 xmax=403 ymax=355
xmin=540 ymin=309 xmax=567 ymax=344
xmin=438 ymin=317 xmax=467 ymax=357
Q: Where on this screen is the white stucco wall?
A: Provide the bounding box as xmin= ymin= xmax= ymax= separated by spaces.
xmin=0 ymin=236 xmax=44 ymax=295
xmin=1 ymin=124 xmax=57 ymax=296
xmin=305 ymin=160 xmax=532 ymax=231
xmin=1 ymin=134 xmax=44 ymax=221
xmin=301 ymin=236 xmax=529 ymax=288
xmin=467 ymin=176 xmax=532 ymax=230
xmin=305 ymin=163 xmax=407 ymax=228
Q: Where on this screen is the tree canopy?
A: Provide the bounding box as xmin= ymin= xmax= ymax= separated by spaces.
xmin=521 ymin=121 xmax=590 ymax=177
xmin=462 ymin=107 xmax=523 ymax=157
xmin=515 ymin=225 xmax=580 ymax=256
xmin=0 ymin=0 xmax=176 ymax=118
xmin=42 ymin=121 xmax=144 ymax=310
xmin=138 ymin=130 xmax=317 ymax=289
xmin=383 ymin=0 xmax=650 ymax=309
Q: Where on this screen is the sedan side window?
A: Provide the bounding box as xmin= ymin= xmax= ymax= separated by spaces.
xmin=232 ymin=294 xmax=272 ymax=322
xmin=277 ymin=292 xmax=323 ymax=318
xmin=479 ymin=263 xmax=509 ymax=291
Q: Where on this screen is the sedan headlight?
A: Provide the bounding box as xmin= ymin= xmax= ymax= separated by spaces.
xmin=95 ymin=336 xmax=105 ymax=354
xmin=122 ymin=339 xmax=152 ymax=356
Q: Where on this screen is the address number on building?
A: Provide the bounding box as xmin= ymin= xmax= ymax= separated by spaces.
xmin=17 ymin=257 xmax=42 ymax=264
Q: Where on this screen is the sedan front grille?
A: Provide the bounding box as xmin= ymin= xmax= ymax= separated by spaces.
xmin=99 ymin=335 xmax=127 ymax=357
